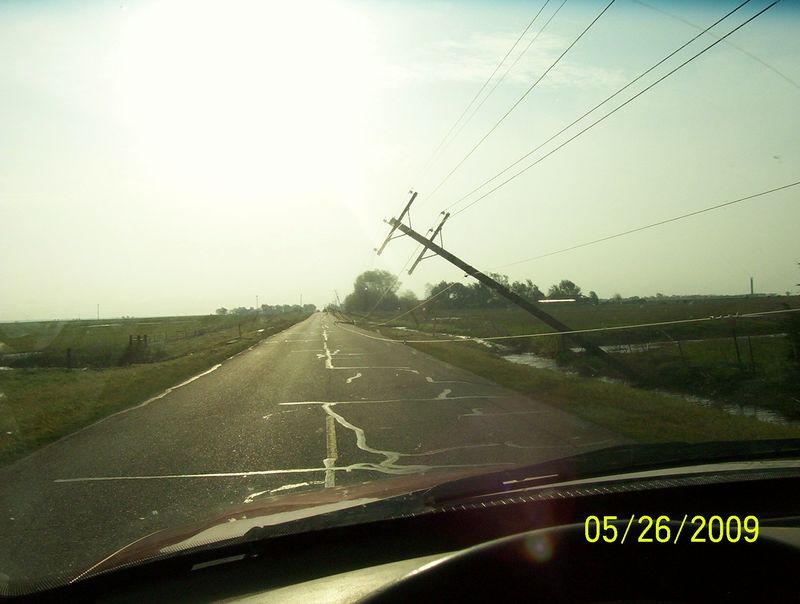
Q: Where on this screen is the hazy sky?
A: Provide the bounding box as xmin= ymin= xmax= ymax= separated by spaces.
xmin=2 ymin=0 xmax=798 ymax=320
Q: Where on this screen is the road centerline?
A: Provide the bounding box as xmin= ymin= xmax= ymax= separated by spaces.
xmin=324 ymin=414 xmax=338 ymax=488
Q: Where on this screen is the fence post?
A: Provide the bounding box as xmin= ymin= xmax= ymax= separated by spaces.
xmin=731 ymin=324 xmax=742 ymax=368
xmin=676 ymin=339 xmax=687 ymax=367
xmin=661 ymin=329 xmax=687 ymax=368
xmin=747 ymin=336 xmax=755 ymax=372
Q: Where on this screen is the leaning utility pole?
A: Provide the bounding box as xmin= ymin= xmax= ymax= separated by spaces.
xmin=377 ymin=195 xmax=638 ymax=382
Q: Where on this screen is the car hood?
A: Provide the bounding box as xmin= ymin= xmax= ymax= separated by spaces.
xmin=74 ymin=438 xmax=800 ymax=582
xmin=72 ymin=465 xmax=507 ymax=582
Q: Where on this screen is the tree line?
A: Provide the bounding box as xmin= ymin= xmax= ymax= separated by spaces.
xmin=215 ymin=304 xmax=317 ymax=316
xmin=425 ymin=276 xmax=598 ymax=309
xmin=338 ymin=270 xmax=598 ymax=313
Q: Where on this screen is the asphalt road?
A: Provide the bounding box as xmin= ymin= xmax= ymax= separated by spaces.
xmin=0 ymin=312 xmax=624 ymax=589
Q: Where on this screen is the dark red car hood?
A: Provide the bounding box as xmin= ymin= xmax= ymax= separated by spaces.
xmin=73 ymin=465 xmax=507 ymax=582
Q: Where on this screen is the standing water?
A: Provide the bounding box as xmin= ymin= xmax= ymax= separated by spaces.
xmin=503 ymin=352 xmax=798 ymax=427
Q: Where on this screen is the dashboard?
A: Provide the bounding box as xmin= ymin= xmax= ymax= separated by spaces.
xmin=10 ymin=463 xmax=800 ymax=603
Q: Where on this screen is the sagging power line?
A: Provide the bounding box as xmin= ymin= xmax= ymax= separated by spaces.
xmin=341 ymin=307 xmax=800 ymax=345
xmin=633 ymin=0 xmax=799 ymax=90
xmin=416 ymin=0 xmax=552 ymax=185
xmin=443 ymin=0 xmax=569 ymax=170
xmin=443 ymin=0 xmax=755 ymax=214
xmin=447 ymin=0 xmax=780 ymax=218
xmin=426 ymin=0 xmax=617 ymax=202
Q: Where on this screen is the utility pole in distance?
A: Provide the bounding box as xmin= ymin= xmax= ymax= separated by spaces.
xmin=386 ymin=216 xmax=639 ymax=382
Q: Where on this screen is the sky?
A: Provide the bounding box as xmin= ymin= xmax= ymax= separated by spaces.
xmin=1 ymin=0 xmax=798 ymax=320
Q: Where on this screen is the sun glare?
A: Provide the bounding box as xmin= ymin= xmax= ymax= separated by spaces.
xmin=116 ymin=0 xmax=377 ymax=201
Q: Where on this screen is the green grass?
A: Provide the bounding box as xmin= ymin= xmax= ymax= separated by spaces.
xmin=401 ymin=340 xmax=800 ymax=443
xmin=0 ymin=313 xmax=289 ymax=368
xmin=0 ymin=314 xmax=308 ymax=465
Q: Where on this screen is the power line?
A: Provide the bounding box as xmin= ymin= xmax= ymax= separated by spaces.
xmin=361 ymin=244 xmax=421 ymax=321
xmin=491 ymin=179 xmax=800 ymax=270
xmin=374 ymin=278 xmax=466 ymax=326
xmin=444 ymin=0 xmax=567 ymax=162
xmin=367 ymin=7 xmax=553 ymax=318
xmin=371 ymin=177 xmax=798 ymax=326
xmin=444 ymin=0 xmax=753 ymax=213
xmin=374 ymin=2 xmax=779 ymax=327
xmin=340 ymin=307 xmax=800 ymax=345
xmin=426 ymin=0 xmax=617 ymax=202
xmin=415 ymin=0 xmax=550 ymax=185
xmin=633 ymin=0 xmax=799 ymax=90
xmin=363 ymin=212 xmax=446 ymax=320
xmin=450 ymin=0 xmax=780 ymax=218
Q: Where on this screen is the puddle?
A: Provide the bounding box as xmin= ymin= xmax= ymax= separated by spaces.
xmin=504 ymin=353 xmax=575 ymax=373
xmin=571 ymin=343 xmax=668 ymax=354
xmin=689 ymin=398 xmax=796 ymax=426
xmin=454 ymin=334 xmax=495 ymax=349
xmin=503 ymin=353 xmax=798 ymax=427
xmin=0 ymin=352 xmax=40 ymax=360
xmin=391 ymin=327 xmax=508 ymax=351
xmin=617 ymin=380 xmax=796 ymax=426
xmin=570 ymin=333 xmax=789 ymax=354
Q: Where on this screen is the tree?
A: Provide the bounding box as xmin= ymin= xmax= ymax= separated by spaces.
xmin=398 ymin=290 xmax=419 ymax=310
xmin=511 ymin=279 xmax=545 ymax=303
xmin=344 ymin=270 xmax=401 ymax=312
xmin=215 ymin=307 xmax=228 ymax=315
xmin=548 ymin=279 xmax=582 ymax=299
xmin=588 ymin=291 xmax=599 ymax=305
xmin=425 ymin=275 xmax=547 ymax=309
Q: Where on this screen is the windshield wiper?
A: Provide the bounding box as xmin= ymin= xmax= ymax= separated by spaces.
xmin=424 ymin=439 xmax=800 ymax=504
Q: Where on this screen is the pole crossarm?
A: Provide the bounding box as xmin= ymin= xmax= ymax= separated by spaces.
xmin=409 ymin=212 xmax=450 ymax=275
xmin=388 ymin=217 xmax=639 ymax=382
xmin=376 ymin=191 xmax=417 ymax=256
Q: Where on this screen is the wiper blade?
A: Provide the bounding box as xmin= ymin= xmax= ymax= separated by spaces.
xmin=424 ymin=438 xmax=800 ymax=504
xmin=239 ymin=492 xmax=425 ymax=544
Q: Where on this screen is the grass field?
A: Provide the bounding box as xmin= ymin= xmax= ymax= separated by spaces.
xmin=354 ymin=295 xmax=800 ymax=422
xmin=366 ymin=295 xmax=800 ymax=344
xmin=0 ymin=312 xmax=309 ymax=465
xmin=0 ymin=313 xmax=277 ymax=368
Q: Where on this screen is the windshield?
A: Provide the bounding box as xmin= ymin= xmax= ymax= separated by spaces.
xmin=1 ymin=0 xmax=799 ymax=594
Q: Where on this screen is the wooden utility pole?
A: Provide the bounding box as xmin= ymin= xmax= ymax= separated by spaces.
xmin=388 ymin=217 xmax=639 ymax=382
